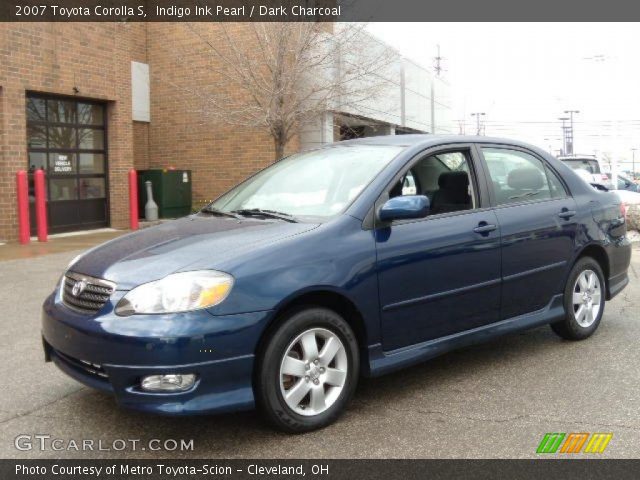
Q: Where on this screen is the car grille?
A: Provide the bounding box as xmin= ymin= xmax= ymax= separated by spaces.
xmin=62 ymin=272 xmax=116 ymax=314
xmin=55 ymin=349 xmax=108 ymax=381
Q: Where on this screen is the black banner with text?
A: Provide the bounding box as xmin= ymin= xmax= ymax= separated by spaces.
xmin=2 ymin=0 xmax=640 ymax=22
xmin=3 ymin=459 xmax=640 ymax=480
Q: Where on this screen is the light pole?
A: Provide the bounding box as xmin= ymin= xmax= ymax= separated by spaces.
xmin=632 ymin=148 xmax=637 ymax=175
xmin=564 ymin=110 xmax=580 ymax=155
xmin=471 ymin=112 xmax=486 ymax=136
xmin=558 ymin=117 xmax=569 ymax=155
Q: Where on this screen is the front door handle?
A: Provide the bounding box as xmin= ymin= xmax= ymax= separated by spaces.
xmin=558 ymin=209 xmax=576 ymax=219
xmin=473 ymin=222 xmax=497 ymax=234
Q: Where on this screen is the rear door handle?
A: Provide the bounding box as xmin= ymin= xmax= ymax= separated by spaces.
xmin=558 ymin=210 xmax=576 ymax=219
xmin=473 ymin=223 xmax=497 ymax=234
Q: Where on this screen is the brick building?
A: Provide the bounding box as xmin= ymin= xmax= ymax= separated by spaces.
xmin=0 ymin=23 xmax=451 ymax=242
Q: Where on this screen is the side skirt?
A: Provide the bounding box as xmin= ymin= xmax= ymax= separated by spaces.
xmin=366 ymin=294 xmax=565 ymax=377
xmin=607 ymin=272 xmax=629 ymax=300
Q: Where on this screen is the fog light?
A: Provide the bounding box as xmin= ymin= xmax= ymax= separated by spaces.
xmin=141 ymin=374 xmax=196 ymax=392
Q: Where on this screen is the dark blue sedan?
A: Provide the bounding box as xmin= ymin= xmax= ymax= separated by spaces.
xmin=42 ymin=135 xmax=631 ymax=432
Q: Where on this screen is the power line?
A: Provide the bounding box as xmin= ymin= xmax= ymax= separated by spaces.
xmin=463 ymin=119 xmax=640 ymax=125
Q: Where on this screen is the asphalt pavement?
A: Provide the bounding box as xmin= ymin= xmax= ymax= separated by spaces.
xmin=0 ymin=243 xmax=638 ymax=459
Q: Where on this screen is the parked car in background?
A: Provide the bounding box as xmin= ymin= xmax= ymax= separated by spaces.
xmin=617 ymin=173 xmax=640 ymax=192
xmin=559 ymin=155 xmax=610 ymax=187
xmin=401 ymin=173 xmax=417 ymax=195
xmin=572 ymin=166 xmax=639 ymax=193
xmin=42 ymin=135 xmax=631 ymax=432
xmin=612 ymin=189 xmax=640 ymax=221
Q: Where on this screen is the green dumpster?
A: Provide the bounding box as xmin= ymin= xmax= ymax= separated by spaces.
xmin=137 ymin=169 xmax=192 ymax=219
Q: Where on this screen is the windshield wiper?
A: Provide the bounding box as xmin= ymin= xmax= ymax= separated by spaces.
xmin=508 ymin=191 xmax=540 ymax=200
xmin=231 ymin=208 xmax=298 ymax=223
xmin=201 ymin=206 xmax=242 ymax=219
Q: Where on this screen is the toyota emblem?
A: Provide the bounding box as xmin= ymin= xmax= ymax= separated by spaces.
xmin=72 ymin=280 xmax=87 ymax=297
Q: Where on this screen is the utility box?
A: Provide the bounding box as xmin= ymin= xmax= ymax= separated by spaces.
xmin=137 ymin=169 xmax=192 ymax=219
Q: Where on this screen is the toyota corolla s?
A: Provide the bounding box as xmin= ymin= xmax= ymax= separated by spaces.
xmin=42 ymin=135 xmax=631 ymax=432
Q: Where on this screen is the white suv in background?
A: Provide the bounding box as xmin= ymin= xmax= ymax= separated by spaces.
xmin=558 ymin=155 xmax=610 ymax=188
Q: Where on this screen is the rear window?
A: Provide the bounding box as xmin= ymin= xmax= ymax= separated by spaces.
xmin=563 ymin=159 xmax=601 ymax=174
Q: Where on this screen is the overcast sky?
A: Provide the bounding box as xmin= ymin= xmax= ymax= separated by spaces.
xmin=368 ymin=23 xmax=640 ymax=167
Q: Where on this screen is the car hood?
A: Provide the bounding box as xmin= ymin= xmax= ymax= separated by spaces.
xmin=70 ymin=215 xmax=319 ymax=290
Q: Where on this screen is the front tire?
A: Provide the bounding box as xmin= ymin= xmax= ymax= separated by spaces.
xmin=551 ymin=257 xmax=605 ymax=340
xmin=255 ymin=307 xmax=359 ymax=433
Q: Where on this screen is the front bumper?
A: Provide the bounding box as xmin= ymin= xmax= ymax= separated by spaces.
xmin=41 ymin=291 xmax=273 ymax=415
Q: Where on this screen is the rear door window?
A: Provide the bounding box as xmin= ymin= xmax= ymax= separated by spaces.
xmin=483 ymin=148 xmax=559 ymax=205
xmin=544 ymin=165 xmax=568 ymax=198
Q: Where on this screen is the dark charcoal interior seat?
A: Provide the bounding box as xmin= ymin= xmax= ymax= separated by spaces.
xmin=496 ymin=168 xmax=545 ymax=203
xmin=431 ymin=171 xmax=471 ymax=215
xmin=507 ymin=168 xmax=544 ymax=190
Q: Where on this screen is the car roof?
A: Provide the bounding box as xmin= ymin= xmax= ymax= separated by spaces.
xmin=336 ymin=134 xmax=543 ymax=151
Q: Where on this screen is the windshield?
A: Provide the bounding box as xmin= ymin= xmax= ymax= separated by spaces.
xmin=563 ymin=159 xmax=601 ymax=174
xmin=209 ymin=145 xmax=403 ymax=219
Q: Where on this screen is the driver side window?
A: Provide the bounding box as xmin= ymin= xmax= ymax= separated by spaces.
xmin=389 ymin=150 xmax=477 ymax=216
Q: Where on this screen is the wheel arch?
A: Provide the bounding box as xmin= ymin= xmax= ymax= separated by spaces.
xmin=573 ymin=243 xmax=611 ymax=298
xmin=254 ymin=288 xmax=370 ymax=377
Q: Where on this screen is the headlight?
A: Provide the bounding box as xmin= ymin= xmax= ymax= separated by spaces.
xmin=115 ymin=270 xmax=234 ymax=316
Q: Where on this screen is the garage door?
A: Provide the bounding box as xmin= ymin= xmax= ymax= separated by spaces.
xmin=26 ymin=94 xmax=109 ymax=233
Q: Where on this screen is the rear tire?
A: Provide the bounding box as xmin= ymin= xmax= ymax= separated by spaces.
xmin=255 ymin=307 xmax=359 ymax=433
xmin=551 ymin=257 xmax=605 ymax=340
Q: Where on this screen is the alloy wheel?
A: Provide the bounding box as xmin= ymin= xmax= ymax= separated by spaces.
xmin=572 ymin=269 xmax=602 ymax=328
xmin=279 ymin=328 xmax=348 ymax=416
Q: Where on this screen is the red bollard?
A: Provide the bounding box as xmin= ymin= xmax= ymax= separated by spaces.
xmin=34 ymin=169 xmax=48 ymax=242
xmin=16 ymin=170 xmax=30 ymax=245
xmin=129 ymin=169 xmax=139 ymax=230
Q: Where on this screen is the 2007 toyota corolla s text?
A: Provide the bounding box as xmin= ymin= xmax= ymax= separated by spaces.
xmin=42 ymin=135 xmax=631 ymax=432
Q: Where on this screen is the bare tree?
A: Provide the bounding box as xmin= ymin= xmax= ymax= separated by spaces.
xmin=171 ymin=22 xmax=396 ymax=160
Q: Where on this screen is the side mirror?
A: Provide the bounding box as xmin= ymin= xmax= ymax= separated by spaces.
xmin=378 ymin=195 xmax=430 ymax=222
